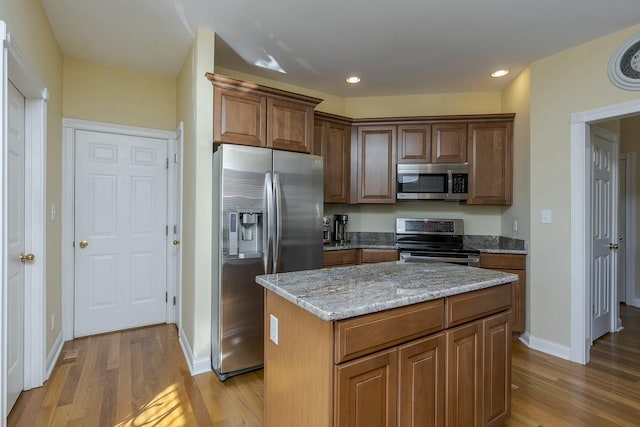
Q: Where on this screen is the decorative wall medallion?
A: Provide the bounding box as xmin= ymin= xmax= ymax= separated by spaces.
xmin=609 ymin=32 xmax=640 ymax=90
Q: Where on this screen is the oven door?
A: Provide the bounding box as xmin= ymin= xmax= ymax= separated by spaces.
xmin=399 ymin=251 xmax=480 ymax=267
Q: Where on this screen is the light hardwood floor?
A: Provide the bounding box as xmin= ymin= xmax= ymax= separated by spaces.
xmin=8 ymin=305 xmax=640 ymax=426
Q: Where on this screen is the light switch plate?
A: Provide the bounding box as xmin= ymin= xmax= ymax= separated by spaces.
xmin=541 ymin=209 xmax=552 ymax=224
xmin=269 ymin=314 xmax=279 ymax=345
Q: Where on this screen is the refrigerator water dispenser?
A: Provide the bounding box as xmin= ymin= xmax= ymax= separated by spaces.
xmin=229 ymin=211 xmax=263 ymax=259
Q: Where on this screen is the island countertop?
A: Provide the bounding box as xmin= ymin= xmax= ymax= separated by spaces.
xmin=255 ymin=261 xmax=518 ymax=321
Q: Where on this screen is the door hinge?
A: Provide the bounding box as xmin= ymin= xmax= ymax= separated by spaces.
xmin=165 ymin=292 xmax=168 ymax=303
xmin=174 ymin=153 xmax=178 ymax=164
xmin=166 ymin=225 xmax=169 ymax=236
xmin=173 ymin=296 xmax=176 ymax=306
xmin=166 ymin=158 xmax=169 ymax=169
xmin=174 ymin=225 xmax=177 ymax=234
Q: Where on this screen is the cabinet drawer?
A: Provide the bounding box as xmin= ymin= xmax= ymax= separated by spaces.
xmin=323 ymin=249 xmax=358 ymax=267
xmin=335 ymin=299 xmax=444 ymax=363
xmin=479 ymin=253 xmax=525 ymax=269
xmin=360 ymin=249 xmax=398 ymax=263
xmin=445 ymin=284 xmax=511 ymax=328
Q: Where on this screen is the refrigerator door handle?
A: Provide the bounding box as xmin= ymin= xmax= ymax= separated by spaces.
xmin=264 ymin=172 xmax=274 ymax=274
xmin=273 ymin=172 xmax=283 ymax=272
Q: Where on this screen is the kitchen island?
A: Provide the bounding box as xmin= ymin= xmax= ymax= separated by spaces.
xmin=255 ymin=262 xmax=518 ymax=427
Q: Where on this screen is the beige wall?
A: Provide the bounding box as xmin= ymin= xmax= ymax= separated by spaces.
xmin=620 ymin=116 xmax=640 ymax=301
xmin=63 ymin=56 xmax=176 ymax=130
xmin=324 ymin=203 xmax=502 ymax=235
xmin=176 ymin=28 xmax=215 ymax=361
xmin=529 ymin=23 xmax=640 ymax=347
xmin=0 ymin=0 xmax=64 ymax=355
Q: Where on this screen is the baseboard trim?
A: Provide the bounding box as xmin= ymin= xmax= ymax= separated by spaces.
xmin=520 ymin=332 xmax=571 ymax=361
xmin=178 ymin=327 xmax=212 ymax=376
xmin=46 ymin=331 xmax=64 ymax=379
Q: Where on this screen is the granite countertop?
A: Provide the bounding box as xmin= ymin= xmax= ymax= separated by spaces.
xmin=322 ymin=232 xmax=527 ymax=254
xmin=255 ymin=262 xmax=518 ymax=321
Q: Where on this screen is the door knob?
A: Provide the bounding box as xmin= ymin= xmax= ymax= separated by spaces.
xmin=609 ymin=243 xmax=619 ymax=250
xmin=19 ymin=253 xmax=35 ymax=263
xmin=173 ymin=240 xmax=180 ymax=246
xmin=79 ymin=240 xmax=89 ymax=249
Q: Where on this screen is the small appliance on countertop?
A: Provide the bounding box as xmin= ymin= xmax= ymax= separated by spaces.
xmin=333 ymin=214 xmax=349 ymax=244
xmin=322 ymin=216 xmax=332 ymax=243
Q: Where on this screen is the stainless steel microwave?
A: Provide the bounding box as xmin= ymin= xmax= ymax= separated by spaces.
xmin=397 ymin=163 xmax=468 ymax=201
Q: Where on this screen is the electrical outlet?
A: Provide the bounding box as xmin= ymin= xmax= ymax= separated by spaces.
xmin=541 ymin=209 xmax=553 ymax=224
xmin=512 ymin=219 xmax=518 ymax=232
xmin=269 ymin=314 xmax=279 ymax=345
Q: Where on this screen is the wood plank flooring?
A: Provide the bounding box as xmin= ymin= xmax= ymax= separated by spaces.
xmin=8 ymin=305 xmax=640 ymax=426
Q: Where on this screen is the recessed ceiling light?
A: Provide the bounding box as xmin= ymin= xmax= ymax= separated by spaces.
xmin=491 ymin=69 xmax=509 ymax=78
xmin=346 ymin=76 xmax=361 ymax=84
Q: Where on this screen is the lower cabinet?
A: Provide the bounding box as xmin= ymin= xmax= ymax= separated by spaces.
xmin=264 ymin=286 xmax=513 ymax=427
xmin=324 ymin=248 xmax=398 ymax=268
xmin=336 ymin=348 xmax=398 ymax=427
xmin=479 ymin=253 xmax=526 ymax=333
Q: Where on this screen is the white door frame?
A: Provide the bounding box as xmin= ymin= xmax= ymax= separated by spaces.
xmin=61 ymin=119 xmax=180 ymax=340
xmin=570 ymin=99 xmax=640 ymax=365
xmin=620 ymin=152 xmax=638 ymax=308
xmin=0 ymin=21 xmax=48 ymax=418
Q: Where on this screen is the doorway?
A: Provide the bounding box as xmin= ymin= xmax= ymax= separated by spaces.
xmin=61 ymin=119 xmax=181 ymax=340
xmin=570 ymin=99 xmax=640 ymax=365
xmin=0 ymin=23 xmax=48 ymax=418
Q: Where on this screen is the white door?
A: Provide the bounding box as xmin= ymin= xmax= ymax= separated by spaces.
xmin=6 ymin=81 xmax=25 ymax=412
xmin=617 ymin=156 xmax=627 ymax=304
xmin=74 ymin=130 xmax=168 ymax=337
xmin=591 ymin=127 xmax=619 ymax=342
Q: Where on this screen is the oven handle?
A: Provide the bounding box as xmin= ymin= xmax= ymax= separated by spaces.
xmin=400 ymin=253 xmax=480 ymax=265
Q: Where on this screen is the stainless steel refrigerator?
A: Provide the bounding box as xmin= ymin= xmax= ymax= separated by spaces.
xmin=211 ymin=144 xmax=324 ymax=380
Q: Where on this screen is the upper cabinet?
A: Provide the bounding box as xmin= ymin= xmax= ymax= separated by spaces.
xmin=314 ymin=114 xmax=351 ymax=204
xmin=432 ymin=123 xmax=467 ymax=163
xmin=467 ymin=121 xmax=513 ymax=205
xmin=397 ymin=124 xmax=431 ymax=164
xmin=207 ymin=73 xmax=322 ymax=153
xmin=356 ymin=126 xmax=397 ymax=203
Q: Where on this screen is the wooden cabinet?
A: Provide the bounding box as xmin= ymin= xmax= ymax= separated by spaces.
xmin=446 ymin=320 xmax=482 ymax=427
xmin=324 ymin=249 xmax=398 ymax=268
xmin=264 ymin=283 xmax=514 ymax=427
xmin=357 ymin=126 xmax=397 ymax=203
xmin=323 ymin=249 xmax=359 ymax=267
xmin=397 ymin=125 xmax=431 ymax=164
xmin=467 ymin=122 xmax=513 ymax=205
xmin=432 ymin=124 xmax=467 ymax=163
xmin=213 ymin=87 xmax=266 ymax=147
xmin=360 ymin=249 xmax=398 ymax=264
xmin=315 ymin=118 xmax=351 ymax=203
xmin=483 ymin=312 xmax=512 ymax=427
xmin=207 ymin=73 xmax=321 ymax=153
xmin=479 ymin=253 xmax=525 ymax=333
xmin=398 ymin=333 xmax=445 ymax=427
xmin=335 ymin=348 xmax=398 ymax=427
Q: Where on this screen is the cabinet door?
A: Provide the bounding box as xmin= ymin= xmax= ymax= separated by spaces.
xmin=326 ymin=122 xmax=351 ymax=203
xmin=267 ymin=98 xmax=314 ymax=153
xmin=357 ymin=126 xmax=397 ymax=203
xmin=445 ymin=321 xmax=482 ymax=427
xmin=214 ymin=88 xmax=266 ymax=147
xmin=483 ymin=311 xmax=511 ymax=427
xmin=313 ymin=119 xmax=326 ymax=156
xmin=335 ymin=348 xmax=398 ymax=427
xmin=467 ymin=122 xmax=512 ymax=205
xmin=323 ymin=249 xmax=359 ymax=267
xmin=360 ymin=249 xmax=398 ymax=264
xmin=398 ymin=333 xmax=445 ymax=427
xmin=398 ymin=125 xmax=431 ymax=163
xmin=432 ymin=124 xmax=467 ymax=163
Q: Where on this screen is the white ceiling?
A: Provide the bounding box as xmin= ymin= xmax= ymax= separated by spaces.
xmin=40 ymin=0 xmax=640 ymax=97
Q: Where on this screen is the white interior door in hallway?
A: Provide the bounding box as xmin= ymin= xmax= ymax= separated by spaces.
xmin=6 ymin=80 xmax=26 ymax=414
xmin=591 ymin=126 xmax=619 ymax=342
xmin=74 ymin=130 xmax=168 ymax=337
